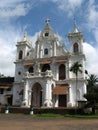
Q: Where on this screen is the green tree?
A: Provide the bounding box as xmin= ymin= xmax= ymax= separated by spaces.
xmin=70 ymin=61 xmax=83 ymax=107
xmin=87 ymin=74 xmax=98 ymax=93
xmin=84 ymin=74 xmax=98 ymax=114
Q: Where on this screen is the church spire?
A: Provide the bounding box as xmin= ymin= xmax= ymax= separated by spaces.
xmin=23 ymin=32 xmax=27 ymax=41
xmin=73 ymin=17 xmax=78 ymax=33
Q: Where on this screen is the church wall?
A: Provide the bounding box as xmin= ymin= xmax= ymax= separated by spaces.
xmin=0 ymin=94 xmax=6 ymax=105
xmin=14 ymin=63 xmax=24 ymax=82
xmin=13 ymin=84 xmax=20 ymax=105
xmin=69 ymin=80 xmax=86 ymax=107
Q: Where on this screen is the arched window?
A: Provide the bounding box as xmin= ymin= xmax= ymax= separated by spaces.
xmin=19 ymin=50 xmax=23 ymax=59
xmin=73 ymin=43 xmax=78 ymax=53
xmin=44 ymin=48 xmax=48 ymax=55
xmin=59 ymin=64 xmax=66 ymax=80
xmin=45 ymin=32 xmax=49 ymax=37
xmin=28 ymin=66 xmax=34 ymax=73
xmin=42 ymin=64 xmax=50 ymax=72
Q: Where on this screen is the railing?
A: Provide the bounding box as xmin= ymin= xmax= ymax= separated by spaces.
xmin=24 ymin=70 xmax=53 ymax=78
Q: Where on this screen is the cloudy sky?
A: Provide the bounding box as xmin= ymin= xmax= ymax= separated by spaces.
xmin=0 ymin=0 xmax=98 ymax=76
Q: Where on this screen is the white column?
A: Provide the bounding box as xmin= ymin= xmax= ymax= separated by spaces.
xmin=40 ymin=49 xmax=43 ymax=58
xmin=53 ymin=42 xmax=56 ymax=56
xmin=48 ymin=84 xmax=52 ymax=100
xmin=82 ymin=60 xmax=85 ymax=79
xmin=40 ymin=45 xmax=43 ymax=58
xmin=55 ymin=95 xmax=58 ymax=107
xmin=68 ymin=60 xmax=72 ymax=78
xmin=48 ymin=83 xmax=53 ymax=106
xmin=45 ymin=83 xmax=48 ymax=99
xmin=22 ymin=80 xmax=29 ymax=107
xmin=82 ymin=82 xmax=87 ymax=100
xmin=67 ymin=85 xmax=72 ymax=107
xmin=44 ymin=83 xmax=52 ymax=107
xmin=36 ymin=42 xmax=39 ymax=58
xmin=50 ymin=46 xmax=52 ymax=56
xmin=66 ymin=62 xmax=69 ymax=79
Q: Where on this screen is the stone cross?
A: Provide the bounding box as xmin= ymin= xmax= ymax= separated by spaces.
xmin=45 ymin=19 xmax=50 ymax=25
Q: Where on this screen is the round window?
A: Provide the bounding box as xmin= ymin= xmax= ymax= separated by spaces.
xmin=18 ymin=71 xmax=21 ymax=75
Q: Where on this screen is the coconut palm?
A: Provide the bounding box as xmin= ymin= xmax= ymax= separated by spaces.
xmin=70 ymin=61 xmax=83 ymax=107
xmin=84 ymin=74 xmax=98 ymax=114
xmin=87 ymin=74 xmax=98 ymax=93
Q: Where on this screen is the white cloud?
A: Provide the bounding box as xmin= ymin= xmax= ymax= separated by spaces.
xmin=0 ymin=0 xmax=33 ymax=20
xmin=0 ymin=4 xmax=30 ymax=18
xmin=48 ymin=0 xmax=84 ymax=17
xmin=0 ymin=25 xmax=23 ymax=76
xmin=0 ymin=43 xmax=15 ymax=76
xmin=87 ymin=0 xmax=98 ymax=29
xmin=85 ymin=0 xmax=98 ymax=43
xmin=83 ymin=42 xmax=98 ymax=75
xmin=94 ymin=29 xmax=98 ymax=43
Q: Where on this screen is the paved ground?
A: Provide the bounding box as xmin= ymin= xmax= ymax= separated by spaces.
xmin=0 ymin=114 xmax=98 ymax=130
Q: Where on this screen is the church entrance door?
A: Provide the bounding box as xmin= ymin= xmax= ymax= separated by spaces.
xmin=31 ymin=83 xmax=42 ymax=107
xmin=59 ymin=95 xmax=67 ymax=107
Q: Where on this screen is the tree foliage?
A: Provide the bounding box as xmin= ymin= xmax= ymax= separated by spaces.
xmin=87 ymin=74 xmax=98 ymax=93
xmin=84 ymin=74 xmax=98 ymax=114
xmin=70 ymin=61 xmax=82 ymax=77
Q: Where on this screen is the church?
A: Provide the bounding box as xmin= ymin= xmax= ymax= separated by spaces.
xmin=13 ymin=19 xmax=87 ymax=108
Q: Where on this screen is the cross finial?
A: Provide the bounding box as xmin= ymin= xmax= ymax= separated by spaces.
xmin=45 ymin=18 xmax=50 ymax=25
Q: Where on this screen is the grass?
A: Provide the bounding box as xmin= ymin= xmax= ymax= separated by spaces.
xmin=31 ymin=113 xmax=98 ymax=119
xmin=64 ymin=114 xmax=98 ymax=119
xmin=32 ymin=113 xmax=64 ymax=118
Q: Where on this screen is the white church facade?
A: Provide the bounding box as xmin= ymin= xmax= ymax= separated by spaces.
xmin=13 ymin=19 xmax=87 ymax=108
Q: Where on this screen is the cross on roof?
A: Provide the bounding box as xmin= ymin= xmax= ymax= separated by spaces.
xmin=45 ymin=18 xmax=50 ymax=25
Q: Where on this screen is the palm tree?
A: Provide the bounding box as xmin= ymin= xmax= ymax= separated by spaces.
xmin=84 ymin=74 xmax=98 ymax=114
xmin=70 ymin=61 xmax=83 ymax=107
xmin=87 ymin=74 xmax=98 ymax=93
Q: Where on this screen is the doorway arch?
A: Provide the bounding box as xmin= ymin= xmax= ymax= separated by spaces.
xmin=31 ymin=83 xmax=42 ymax=107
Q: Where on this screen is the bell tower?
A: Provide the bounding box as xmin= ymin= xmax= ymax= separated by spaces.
xmin=68 ymin=19 xmax=86 ymax=79
xmin=15 ymin=32 xmax=32 ymax=82
xmin=16 ymin=32 xmax=32 ymax=60
xmin=68 ymin=19 xmax=84 ymax=55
